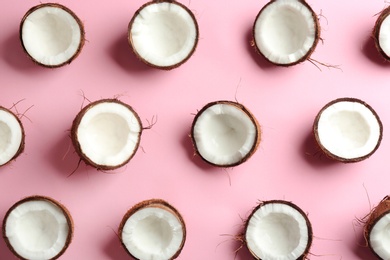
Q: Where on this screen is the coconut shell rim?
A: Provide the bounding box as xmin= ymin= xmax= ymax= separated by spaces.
xmin=71 ymin=98 xmax=143 ymax=171
xmin=127 ymin=0 xmax=199 ymax=70
xmin=313 ymin=97 xmax=383 ymax=163
xmin=0 ymin=106 xmax=25 ymax=167
xmin=252 ymin=0 xmax=321 ymax=67
xmin=373 ymin=6 xmax=390 ymax=61
xmin=19 ymin=2 xmax=86 ymax=68
xmin=190 ymin=100 xmax=261 ymax=168
xmin=2 ymin=195 xmax=74 ymax=260
xmin=363 ymin=196 xmax=390 ymax=259
xmin=243 ymin=199 xmax=313 ymax=260
xmin=118 ymin=198 xmax=186 ymax=260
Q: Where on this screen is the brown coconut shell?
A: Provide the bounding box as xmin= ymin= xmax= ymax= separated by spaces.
xmin=2 ymin=195 xmax=74 ymax=260
xmin=373 ymin=6 xmax=390 ymax=61
xmin=364 ymin=196 xmax=390 ymax=259
xmin=313 ymin=97 xmax=383 ymax=163
xmin=190 ymin=100 xmax=261 ymax=167
xmin=243 ymin=200 xmax=313 ymax=260
xmin=71 ymin=98 xmax=142 ymax=171
xmin=128 ymin=0 xmax=199 ymax=70
xmin=20 ymin=3 xmax=85 ymax=68
xmin=252 ymin=0 xmax=321 ymax=66
xmin=118 ymin=199 xmax=186 ymax=260
xmin=0 ymin=106 xmax=25 ymax=166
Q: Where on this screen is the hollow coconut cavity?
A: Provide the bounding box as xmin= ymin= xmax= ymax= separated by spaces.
xmin=364 ymin=196 xmax=390 ymax=260
xmin=244 ymin=200 xmax=313 ymax=260
xmin=191 ymin=100 xmax=261 ymax=167
xmin=253 ymin=0 xmax=320 ymax=66
xmin=373 ymin=6 xmax=390 ymax=60
xmin=0 ymin=107 xmax=24 ymax=166
xmin=119 ymin=199 xmax=186 ymax=260
xmin=20 ymin=3 xmax=85 ymax=68
xmin=128 ymin=0 xmax=199 ymax=69
xmin=3 ymin=196 xmax=73 ymax=260
xmin=71 ymin=99 xmax=142 ymax=171
xmin=313 ymin=98 xmax=383 ymax=163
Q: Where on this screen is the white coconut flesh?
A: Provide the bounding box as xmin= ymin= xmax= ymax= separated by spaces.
xmin=121 ymin=207 xmax=185 ymax=260
xmin=4 ymin=200 xmax=70 ymax=260
xmin=21 ymin=5 xmax=82 ymax=67
xmin=254 ymin=0 xmax=317 ymax=64
xmin=192 ymin=103 xmax=258 ymax=166
xmin=76 ymin=102 xmax=141 ymax=167
xmin=245 ymin=202 xmax=310 ymax=260
xmin=130 ymin=2 xmax=198 ymax=67
xmin=369 ymin=213 xmax=390 ymax=259
xmin=316 ymin=101 xmax=381 ymax=160
xmin=0 ymin=109 xmax=23 ymax=166
xmin=378 ymin=14 xmax=390 ymax=57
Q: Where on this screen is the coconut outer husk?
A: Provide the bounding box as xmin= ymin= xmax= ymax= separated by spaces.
xmin=243 ymin=200 xmax=313 ymax=260
xmin=373 ymin=6 xmax=390 ymax=61
xmin=252 ymin=0 xmax=321 ymax=66
xmin=190 ymin=100 xmax=261 ymax=167
xmin=2 ymin=195 xmax=74 ymax=260
xmin=128 ymin=0 xmax=199 ymax=70
xmin=71 ymin=98 xmax=142 ymax=171
xmin=364 ymin=196 xmax=390 ymax=259
xmin=20 ymin=3 xmax=85 ymax=68
xmin=118 ymin=199 xmax=186 ymax=260
xmin=313 ymin=97 xmax=383 ymax=163
xmin=0 ymin=106 xmax=25 ymax=166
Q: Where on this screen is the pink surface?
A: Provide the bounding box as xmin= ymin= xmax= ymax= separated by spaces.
xmin=0 ymin=0 xmax=389 ymax=259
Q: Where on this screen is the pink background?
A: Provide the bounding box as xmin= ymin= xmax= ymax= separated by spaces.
xmin=1 ymin=0 xmax=390 ymax=259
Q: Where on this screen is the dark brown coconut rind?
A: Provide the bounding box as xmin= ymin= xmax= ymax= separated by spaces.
xmin=243 ymin=200 xmax=313 ymax=260
xmin=71 ymin=99 xmax=142 ymax=171
xmin=118 ymin=199 xmax=186 ymax=260
xmin=20 ymin=3 xmax=85 ymax=68
xmin=373 ymin=6 xmax=390 ymax=61
xmin=190 ymin=100 xmax=261 ymax=167
xmin=2 ymin=195 xmax=74 ymax=260
xmin=128 ymin=0 xmax=199 ymax=70
xmin=0 ymin=106 xmax=25 ymax=167
xmin=364 ymin=196 xmax=390 ymax=259
xmin=313 ymin=97 xmax=383 ymax=163
xmin=252 ymin=0 xmax=320 ymax=67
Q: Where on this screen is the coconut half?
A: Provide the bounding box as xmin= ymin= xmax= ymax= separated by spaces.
xmin=313 ymin=98 xmax=383 ymax=163
xmin=20 ymin=3 xmax=85 ymax=68
xmin=191 ymin=100 xmax=261 ymax=167
xmin=128 ymin=0 xmax=199 ymax=69
xmin=119 ymin=199 xmax=186 ymax=260
xmin=0 ymin=107 xmax=24 ymax=166
xmin=253 ymin=0 xmax=320 ymax=66
xmin=2 ymin=196 xmax=73 ymax=260
xmin=364 ymin=196 xmax=390 ymax=260
xmin=71 ymin=99 xmax=142 ymax=171
xmin=244 ymin=200 xmax=313 ymax=260
xmin=373 ymin=6 xmax=390 ymax=60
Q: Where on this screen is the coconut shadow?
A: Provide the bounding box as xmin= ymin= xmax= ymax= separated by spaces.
xmin=300 ymin=130 xmax=339 ymax=169
xmin=0 ymin=234 xmax=18 ymax=260
xmin=103 ymin=233 xmax=130 ymax=260
xmin=108 ymin=33 xmax=161 ymax=73
xmin=351 ymin=231 xmax=378 ymax=260
xmin=361 ymin=34 xmax=390 ymax=67
xmin=225 ymin=224 xmax=255 ymax=260
xmin=46 ymin=132 xmax=89 ymax=178
xmin=1 ymin=31 xmax=44 ymax=71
